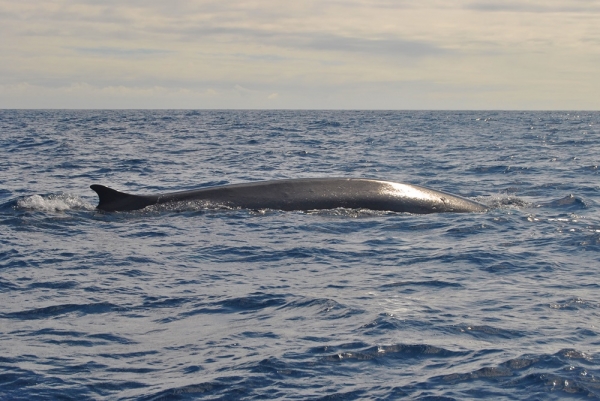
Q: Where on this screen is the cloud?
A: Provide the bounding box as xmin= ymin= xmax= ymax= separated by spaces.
xmin=0 ymin=81 xmax=229 ymax=109
xmin=303 ymin=35 xmax=447 ymax=58
xmin=234 ymin=84 xmax=253 ymax=96
xmin=68 ymin=47 xmax=173 ymax=58
xmin=467 ymin=0 xmax=600 ymax=13
xmin=1 ymin=0 xmax=599 ymax=109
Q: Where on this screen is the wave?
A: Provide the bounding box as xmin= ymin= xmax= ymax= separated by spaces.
xmin=133 ymin=346 xmax=600 ymax=400
xmin=478 ymin=194 xmax=531 ymax=209
xmin=15 ymin=193 xmax=95 ymax=212
xmin=3 ymin=302 xmax=124 ymax=320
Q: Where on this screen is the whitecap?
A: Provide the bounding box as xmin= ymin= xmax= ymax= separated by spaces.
xmin=16 ymin=193 xmax=95 ymax=212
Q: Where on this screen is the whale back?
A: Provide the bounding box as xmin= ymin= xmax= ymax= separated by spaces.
xmin=90 ymin=185 xmax=158 ymax=212
xmin=90 ymin=179 xmax=487 ymax=213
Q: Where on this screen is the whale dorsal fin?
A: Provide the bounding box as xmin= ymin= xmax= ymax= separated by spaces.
xmin=90 ymin=184 xmax=155 ymax=211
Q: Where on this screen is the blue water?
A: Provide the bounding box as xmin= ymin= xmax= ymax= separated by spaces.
xmin=1 ymin=110 xmax=600 ymax=400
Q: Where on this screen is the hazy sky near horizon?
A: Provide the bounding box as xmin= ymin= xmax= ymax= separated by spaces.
xmin=1 ymin=0 xmax=599 ymax=109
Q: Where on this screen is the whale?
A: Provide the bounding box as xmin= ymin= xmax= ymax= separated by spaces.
xmin=90 ymin=178 xmax=487 ymax=214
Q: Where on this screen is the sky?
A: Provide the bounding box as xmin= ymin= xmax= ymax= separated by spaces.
xmin=1 ymin=0 xmax=599 ymax=109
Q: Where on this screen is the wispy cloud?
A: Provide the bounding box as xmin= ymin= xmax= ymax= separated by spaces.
xmin=467 ymin=0 xmax=600 ymax=13
xmin=68 ymin=47 xmax=172 ymax=57
xmin=303 ymin=35 xmax=447 ymax=58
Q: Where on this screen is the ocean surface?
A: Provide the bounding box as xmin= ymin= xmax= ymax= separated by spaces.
xmin=1 ymin=110 xmax=599 ymax=400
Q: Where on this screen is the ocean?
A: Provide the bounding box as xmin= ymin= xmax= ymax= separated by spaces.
xmin=1 ymin=110 xmax=599 ymax=400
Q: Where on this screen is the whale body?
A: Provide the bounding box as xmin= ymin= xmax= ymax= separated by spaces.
xmin=90 ymin=178 xmax=487 ymax=214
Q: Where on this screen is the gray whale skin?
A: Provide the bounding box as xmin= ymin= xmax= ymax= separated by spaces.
xmin=90 ymin=178 xmax=487 ymax=214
